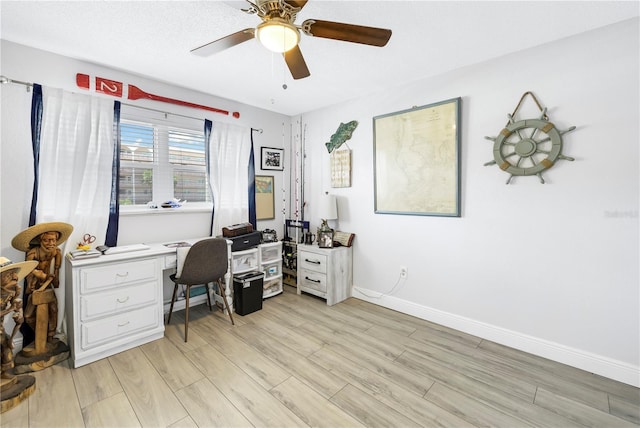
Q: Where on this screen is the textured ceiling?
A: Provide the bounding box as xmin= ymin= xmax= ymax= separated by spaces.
xmin=1 ymin=1 xmax=638 ymax=116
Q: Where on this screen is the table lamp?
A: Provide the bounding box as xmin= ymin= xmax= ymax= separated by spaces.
xmin=318 ymin=193 xmax=337 ymax=247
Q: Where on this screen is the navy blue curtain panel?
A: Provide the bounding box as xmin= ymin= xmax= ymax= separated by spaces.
xmin=248 ymin=130 xmax=257 ymax=229
xmin=23 ymin=83 xmax=44 ymax=346
xmin=204 ymin=119 xmax=214 ymax=236
xmin=105 ymin=101 xmax=121 ymax=246
xmin=29 ymin=84 xmax=43 ymax=227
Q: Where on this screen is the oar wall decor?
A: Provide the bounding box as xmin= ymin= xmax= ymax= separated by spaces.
xmin=76 ymin=73 xmax=240 ymax=118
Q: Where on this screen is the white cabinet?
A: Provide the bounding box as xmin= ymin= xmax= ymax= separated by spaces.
xmin=297 ymin=244 xmax=352 ymax=306
xmin=65 ymin=254 xmax=165 ymax=368
xmin=259 ymin=241 xmax=282 ymax=299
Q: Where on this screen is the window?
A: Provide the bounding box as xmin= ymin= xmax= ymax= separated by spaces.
xmin=169 ymin=128 xmax=208 ymax=202
xmin=120 ymin=122 xmax=154 ymax=205
xmin=118 ymin=107 xmax=210 ymax=207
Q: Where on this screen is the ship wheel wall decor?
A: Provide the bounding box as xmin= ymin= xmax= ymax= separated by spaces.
xmin=484 ymin=92 xmax=576 ymax=184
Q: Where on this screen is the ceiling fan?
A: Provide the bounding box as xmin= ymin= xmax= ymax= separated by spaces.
xmin=191 ymin=0 xmax=392 ymax=80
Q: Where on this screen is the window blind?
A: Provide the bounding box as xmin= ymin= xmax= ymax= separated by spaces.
xmin=119 ymin=105 xmax=210 ymax=206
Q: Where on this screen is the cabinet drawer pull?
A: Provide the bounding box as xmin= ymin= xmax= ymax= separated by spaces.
xmin=116 ymin=272 xmax=129 ymax=278
xmin=305 ymin=276 xmax=321 ymax=283
xmin=118 ymin=321 xmax=130 ymax=327
xmin=116 ymin=296 xmax=130 ymax=303
xmin=305 ymin=259 xmax=321 ymax=265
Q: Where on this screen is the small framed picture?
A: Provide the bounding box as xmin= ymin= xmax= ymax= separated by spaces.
xmin=318 ymin=230 xmax=334 ymax=248
xmin=261 ymin=147 xmax=284 ymax=171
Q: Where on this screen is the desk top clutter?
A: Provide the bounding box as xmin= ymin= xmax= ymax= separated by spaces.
xmin=67 ymin=243 xmax=150 ymax=260
xmin=222 ymin=222 xmax=253 ymax=237
xmin=161 ymin=198 xmax=185 ymax=208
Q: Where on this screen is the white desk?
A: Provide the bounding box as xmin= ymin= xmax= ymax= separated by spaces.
xmin=65 ymin=239 xmax=232 ymax=368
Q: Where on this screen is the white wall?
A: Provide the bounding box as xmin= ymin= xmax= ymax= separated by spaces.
xmin=300 ymin=18 xmax=639 ymax=386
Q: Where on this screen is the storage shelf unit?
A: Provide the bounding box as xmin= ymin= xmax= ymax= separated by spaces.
xmin=282 ymin=243 xmax=298 ymax=287
xmin=230 ymin=242 xmax=282 ymax=299
xmin=282 ymin=220 xmax=309 ymax=288
xmin=259 ymin=241 xmax=283 ymax=298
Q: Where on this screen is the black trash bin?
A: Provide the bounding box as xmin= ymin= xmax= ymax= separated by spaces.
xmin=233 ymin=271 xmax=264 ymax=315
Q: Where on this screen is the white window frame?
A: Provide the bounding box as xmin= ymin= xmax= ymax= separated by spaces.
xmin=118 ymin=107 xmax=212 ymax=214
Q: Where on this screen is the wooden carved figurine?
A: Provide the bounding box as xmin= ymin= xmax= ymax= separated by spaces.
xmin=11 ymin=222 xmax=73 ymax=372
xmin=1 ymin=257 xmax=37 ymax=413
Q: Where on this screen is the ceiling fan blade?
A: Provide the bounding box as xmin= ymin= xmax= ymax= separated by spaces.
xmin=222 ymin=1 xmax=258 ymax=14
xmin=191 ymin=28 xmax=255 ymax=57
xmin=302 ymin=19 xmax=392 ymax=47
xmin=283 ymin=0 xmax=308 ymax=10
xmin=283 ymin=45 xmax=310 ymax=80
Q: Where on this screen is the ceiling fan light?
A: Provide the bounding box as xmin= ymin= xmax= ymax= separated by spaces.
xmin=257 ymin=20 xmax=299 ymax=53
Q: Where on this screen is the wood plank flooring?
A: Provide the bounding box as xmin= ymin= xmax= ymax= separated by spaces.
xmin=3 ymin=286 xmax=639 ymax=427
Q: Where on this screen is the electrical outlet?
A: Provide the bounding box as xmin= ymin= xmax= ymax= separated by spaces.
xmin=400 ymin=266 xmax=408 ymax=278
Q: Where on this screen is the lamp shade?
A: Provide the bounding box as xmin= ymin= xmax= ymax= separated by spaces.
xmin=256 ymin=19 xmax=300 ymax=53
xmin=319 ymin=194 xmax=338 ymax=221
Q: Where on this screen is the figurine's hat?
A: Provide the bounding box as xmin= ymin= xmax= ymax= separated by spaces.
xmin=0 ymin=257 xmax=38 ymax=281
xmin=11 ymin=222 xmax=73 ymax=252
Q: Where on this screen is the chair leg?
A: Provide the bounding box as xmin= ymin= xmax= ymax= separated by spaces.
xmin=184 ymin=285 xmax=190 ymax=342
xmin=205 ymin=283 xmax=213 ymax=311
xmin=217 ymin=279 xmax=235 ymax=325
xmin=167 ymin=283 xmax=179 ymax=324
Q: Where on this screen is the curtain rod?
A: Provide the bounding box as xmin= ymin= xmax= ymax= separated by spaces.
xmin=0 ymin=75 xmax=263 ymax=133
xmin=124 ymin=102 xmax=262 ymax=133
xmin=0 ymin=75 xmax=33 ymax=91
xmin=121 ymin=103 xmax=262 ymax=133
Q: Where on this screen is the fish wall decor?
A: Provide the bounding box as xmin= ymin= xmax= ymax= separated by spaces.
xmin=326 ymin=120 xmax=358 ymax=153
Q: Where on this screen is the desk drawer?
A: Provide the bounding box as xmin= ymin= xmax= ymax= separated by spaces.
xmin=262 ymin=261 xmax=281 ymax=279
xmin=260 ymin=244 xmax=281 ymax=263
xmin=80 ymin=280 xmax=158 ymax=321
xmin=80 ymin=259 xmax=157 ymax=294
xmin=299 ymin=251 xmax=327 ymax=274
xmin=299 ymin=269 xmax=327 ymax=293
xmin=81 ymin=304 xmax=159 ymax=350
xmin=232 ymin=250 xmax=259 ymax=273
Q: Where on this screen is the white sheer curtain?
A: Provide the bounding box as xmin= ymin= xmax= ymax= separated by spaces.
xmin=36 ymin=87 xmax=115 ymax=333
xmin=208 ymin=122 xmax=252 ymax=236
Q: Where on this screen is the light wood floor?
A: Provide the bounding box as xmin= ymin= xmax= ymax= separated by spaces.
xmin=3 ymin=285 xmax=639 ymax=427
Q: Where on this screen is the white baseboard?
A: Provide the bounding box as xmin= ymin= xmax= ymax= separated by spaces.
xmin=352 ymin=286 xmax=640 ymax=388
xmin=163 ymin=293 xmax=209 ymax=314
xmin=163 ymin=291 xmax=233 ymax=314
xmin=10 ymin=332 xmax=68 ymax=354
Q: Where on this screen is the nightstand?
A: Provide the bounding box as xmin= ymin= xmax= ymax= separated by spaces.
xmin=297 ymin=244 xmax=352 ymax=306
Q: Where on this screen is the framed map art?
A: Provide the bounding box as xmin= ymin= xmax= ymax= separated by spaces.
xmin=373 ymin=97 xmax=461 ymax=217
xmin=255 ymin=175 xmax=275 ymax=220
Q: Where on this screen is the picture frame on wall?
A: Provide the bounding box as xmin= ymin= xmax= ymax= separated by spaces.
xmin=373 ymin=97 xmax=461 ymax=217
xmin=261 ymin=147 xmax=284 ymax=171
xmin=330 ymin=149 xmax=351 ymax=188
xmin=255 ymin=175 xmax=275 ymax=220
